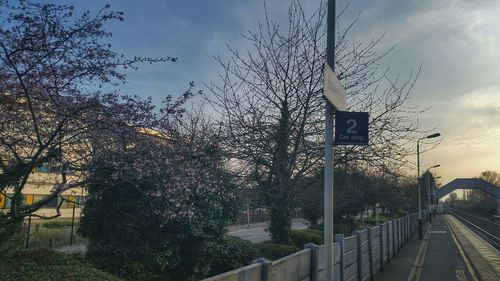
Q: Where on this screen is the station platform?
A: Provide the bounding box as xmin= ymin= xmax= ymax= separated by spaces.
xmin=376 ymin=214 xmax=499 ymax=281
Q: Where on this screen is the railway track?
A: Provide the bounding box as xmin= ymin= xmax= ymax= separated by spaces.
xmin=444 ymin=207 xmax=500 ymax=251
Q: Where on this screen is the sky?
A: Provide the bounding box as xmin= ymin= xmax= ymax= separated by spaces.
xmin=54 ymin=0 xmax=500 ymax=186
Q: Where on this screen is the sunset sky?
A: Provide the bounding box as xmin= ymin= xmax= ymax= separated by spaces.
xmin=59 ymin=0 xmax=500 ymax=186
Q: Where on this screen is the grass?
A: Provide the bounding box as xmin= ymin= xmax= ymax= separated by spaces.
xmin=24 ymin=219 xmax=87 ymax=249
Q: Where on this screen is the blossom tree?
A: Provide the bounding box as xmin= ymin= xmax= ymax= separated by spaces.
xmin=0 ymin=1 xmax=173 ymax=242
xmin=1 ymin=3 xmax=240 ymax=278
xmin=79 ymin=112 xmax=240 ymax=280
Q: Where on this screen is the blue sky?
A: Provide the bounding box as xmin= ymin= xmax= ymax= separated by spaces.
xmin=56 ymin=0 xmax=500 ymax=184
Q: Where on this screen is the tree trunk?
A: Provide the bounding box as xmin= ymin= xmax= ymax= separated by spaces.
xmin=269 ymin=199 xmax=292 ymax=244
xmin=267 ymin=104 xmax=292 ymax=244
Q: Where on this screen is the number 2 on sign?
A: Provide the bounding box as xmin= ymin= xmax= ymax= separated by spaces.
xmin=346 ymin=119 xmax=358 ymax=134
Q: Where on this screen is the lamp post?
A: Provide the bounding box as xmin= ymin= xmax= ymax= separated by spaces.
xmin=417 ymin=133 xmax=440 ymax=240
xmin=432 ymin=176 xmax=442 ymax=217
xmin=426 ymin=164 xmax=440 ymax=224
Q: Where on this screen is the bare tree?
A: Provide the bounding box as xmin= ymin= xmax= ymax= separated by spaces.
xmin=206 ymin=0 xmax=426 ymax=243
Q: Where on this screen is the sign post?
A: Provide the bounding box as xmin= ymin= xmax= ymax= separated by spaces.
xmin=323 ymin=1 xmax=345 ymax=281
xmin=323 ymin=3 xmax=369 ymax=280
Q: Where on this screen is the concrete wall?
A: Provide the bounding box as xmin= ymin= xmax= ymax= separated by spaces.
xmin=203 ymin=210 xmax=427 ymax=281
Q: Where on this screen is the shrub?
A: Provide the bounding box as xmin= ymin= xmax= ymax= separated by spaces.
xmin=79 ymin=144 xmax=240 ymax=281
xmin=289 ymin=229 xmax=323 ymax=247
xmin=0 ymin=248 xmax=122 ymax=281
xmin=254 ymin=242 xmax=298 ymax=261
xmin=208 ymin=236 xmax=257 ymax=277
xmin=0 ymin=229 xmax=25 ymax=267
xmin=363 ymin=215 xmax=394 ymax=226
xmin=315 ymin=221 xmax=357 ymax=235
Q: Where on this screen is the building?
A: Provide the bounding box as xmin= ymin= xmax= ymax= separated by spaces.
xmin=0 ymin=158 xmax=86 ymax=218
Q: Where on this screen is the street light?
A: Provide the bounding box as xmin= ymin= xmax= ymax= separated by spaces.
xmin=432 ymin=176 xmax=442 ymax=216
xmin=417 ymin=133 xmax=440 ymax=240
xmin=426 ymin=165 xmax=440 ymax=224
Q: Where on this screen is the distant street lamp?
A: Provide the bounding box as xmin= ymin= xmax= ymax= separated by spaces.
xmin=427 ymin=165 xmax=440 ymax=224
xmin=417 ymin=133 xmax=440 ymax=240
xmin=432 ymin=176 xmax=442 ymax=216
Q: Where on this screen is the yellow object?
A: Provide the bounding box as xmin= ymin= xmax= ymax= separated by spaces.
xmin=0 ymin=194 xmax=5 ymax=208
xmin=69 ymin=195 xmax=75 ymax=208
xmin=25 ymin=194 xmax=34 ymax=205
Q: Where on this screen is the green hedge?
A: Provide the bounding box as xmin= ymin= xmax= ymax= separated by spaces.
xmin=0 ymin=248 xmax=122 ymax=281
xmin=254 ymin=242 xmax=298 ymax=261
xmin=289 ymin=229 xmax=323 ymax=247
xmin=208 ymin=236 xmax=257 ymax=277
xmin=1 ymin=264 xmax=123 ymax=281
xmin=363 ymin=215 xmax=395 ymax=225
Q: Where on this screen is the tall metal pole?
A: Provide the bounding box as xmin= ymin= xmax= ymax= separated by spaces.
xmin=325 ymin=103 xmax=334 ymax=281
xmin=427 ymin=173 xmax=432 ymax=224
xmin=417 ymin=140 xmax=422 ymax=240
xmin=324 ymin=1 xmax=336 ymax=280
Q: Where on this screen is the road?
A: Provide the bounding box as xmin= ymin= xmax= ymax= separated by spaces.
xmin=228 ymin=218 xmax=309 ymax=243
xmin=56 ymin=219 xmax=309 ymax=253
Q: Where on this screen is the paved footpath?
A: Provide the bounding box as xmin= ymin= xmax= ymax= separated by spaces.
xmin=375 ymin=220 xmax=428 ymax=281
xmin=376 ymin=214 xmax=500 ymax=281
xmin=419 ymin=214 xmax=474 ymax=281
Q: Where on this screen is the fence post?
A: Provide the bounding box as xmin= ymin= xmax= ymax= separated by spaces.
xmin=410 ymin=215 xmax=413 ymax=235
xmin=398 ymin=219 xmax=402 ymax=248
xmin=410 ymin=215 xmax=412 ymax=235
xmin=392 ymin=220 xmax=397 ymax=254
xmin=403 ymin=217 xmax=406 ymax=243
xmin=367 ymin=228 xmax=375 ymax=281
xmin=394 ymin=220 xmax=398 ymax=252
xmin=407 ymin=216 xmax=410 ymax=240
xmin=305 ymin=243 xmax=319 ymax=281
xmin=379 ymin=225 xmax=384 ymax=270
xmin=252 ymin=258 xmax=271 ymax=281
xmin=414 ymin=214 xmax=417 ymax=234
xmin=408 ymin=215 xmax=411 ymax=237
xmin=353 ymin=230 xmax=363 ymax=281
xmin=386 ymin=222 xmax=391 ymax=262
xmin=405 ymin=216 xmax=409 ymax=241
xmin=412 ymin=214 xmax=415 ymax=234
xmin=400 ymin=218 xmax=403 ymax=245
xmin=407 ymin=216 xmax=410 ymax=241
xmin=401 ymin=219 xmax=404 ymax=244
xmin=335 ymin=234 xmax=345 ymax=281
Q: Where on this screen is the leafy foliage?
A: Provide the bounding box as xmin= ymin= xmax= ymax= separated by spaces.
xmin=0 ymin=0 xmax=172 ymax=243
xmin=208 ymin=236 xmax=257 ymax=277
xmin=254 ymin=242 xmax=299 ymax=261
xmin=289 ymin=229 xmax=323 ymax=248
xmin=0 ymin=248 xmax=122 ymax=281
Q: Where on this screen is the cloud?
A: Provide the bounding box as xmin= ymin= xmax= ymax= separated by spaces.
xmin=457 ymin=89 xmax=500 ymax=116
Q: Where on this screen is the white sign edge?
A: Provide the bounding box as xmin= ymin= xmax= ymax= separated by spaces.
xmin=323 ymin=63 xmax=347 ymax=111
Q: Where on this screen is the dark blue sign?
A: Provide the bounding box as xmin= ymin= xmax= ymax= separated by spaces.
xmin=335 ymin=111 xmax=369 ymax=145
